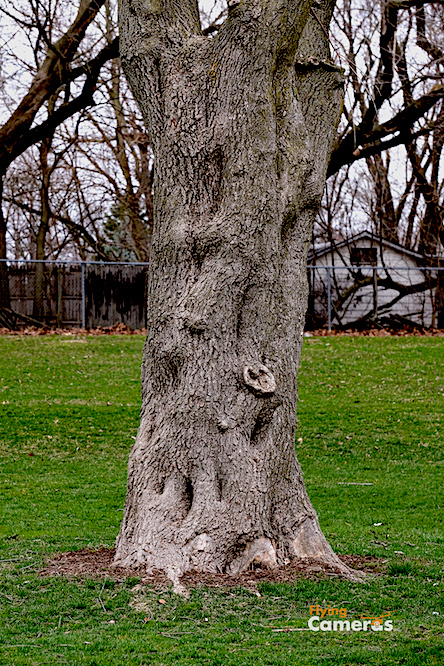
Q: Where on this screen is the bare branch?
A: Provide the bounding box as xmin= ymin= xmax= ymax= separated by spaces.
xmin=6 ymin=37 xmax=119 ymax=164
xmin=328 ymin=82 xmax=444 ymax=174
xmin=389 ymin=0 xmax=444 ymax=8
xmin=0 ymin=0 xmax=108 ymax=173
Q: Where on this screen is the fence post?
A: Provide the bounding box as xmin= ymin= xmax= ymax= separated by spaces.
xmin=56 ymin=266 xmax=63 ymax=328
xmin=373 ymin=266 xmax=378 ymax=318
xmin=81 ymin=262 xmax=86 ymax=329
xmin=327 ymin=266 xmax=332 ymax=331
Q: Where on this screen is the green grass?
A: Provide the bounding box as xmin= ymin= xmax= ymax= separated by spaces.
xmin=0 ymin=334 xmax=443 ymax=665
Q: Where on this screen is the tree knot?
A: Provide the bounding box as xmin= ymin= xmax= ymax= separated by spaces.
xmin=243 ymin=363 xmax=276 ymax=395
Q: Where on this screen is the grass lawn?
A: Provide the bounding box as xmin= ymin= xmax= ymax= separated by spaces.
xmin=0 ymin=333 xmax=443 ymax=665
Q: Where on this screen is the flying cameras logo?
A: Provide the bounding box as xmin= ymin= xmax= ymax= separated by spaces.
xmin=308 ymin=604 xmax=393 ymax=632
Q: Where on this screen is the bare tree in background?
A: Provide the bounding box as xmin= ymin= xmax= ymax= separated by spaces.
xmin=0 ymin=0 xmax=118 ymax=308
xmin=313 ymin=0 xmax=443 ymax=328
xmin=0 ymin=0 xmax=155 ymax=321
xmin=1 ymin=1 xmax=443 ymax=295
xmin=328 ymin=0 xmax=444 ymax=175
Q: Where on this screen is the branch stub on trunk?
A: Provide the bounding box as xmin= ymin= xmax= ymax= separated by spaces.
xmin=243 ymin=363 xmax=276 ymax=395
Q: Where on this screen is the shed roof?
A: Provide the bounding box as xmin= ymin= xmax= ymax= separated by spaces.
xmin=308 ymin=231 xmax=427 ymax=264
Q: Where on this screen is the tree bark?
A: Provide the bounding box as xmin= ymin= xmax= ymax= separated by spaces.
xmin=109 ymin=57 xmax=151 ymax=260
xmin=115 ymin=0 xmax=351 ymax=581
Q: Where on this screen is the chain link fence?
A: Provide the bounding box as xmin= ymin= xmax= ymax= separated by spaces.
xmin=307 ymin=265 xmax=444 ymax=330
xmin=0 ymin=260 xmax=443 ymax=330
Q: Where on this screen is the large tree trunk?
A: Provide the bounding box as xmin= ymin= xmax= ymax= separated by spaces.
xmin=115 ymin=0 xmax=349 ymax=582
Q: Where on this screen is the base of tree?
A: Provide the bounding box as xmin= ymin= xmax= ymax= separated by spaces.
xmin=112 ymin=546 xmax=361 ymax=593
xmin=113 ymin=516 xmax=362 ymax=592
xmin=39 ymin=547 xmax=376 ymax=590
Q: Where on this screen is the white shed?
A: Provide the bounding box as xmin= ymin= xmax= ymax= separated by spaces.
xmin=307 ymin=232 xmax=439 ymax=329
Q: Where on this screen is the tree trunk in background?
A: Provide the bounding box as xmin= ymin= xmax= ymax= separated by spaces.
xmin=32 ymin=135 xmax=53 ymax=321
xmin=436 ymin=267 xmax=444 ymax=329
xmin=366 ymin=153 xmax=398 ymax=245
xmin=115 ymin=0 xmax=351 ymax=581
xmin=0 ymin=177 xmax=10 ymax=309
xmin=109 ymin=56 xmax=151 ymax=260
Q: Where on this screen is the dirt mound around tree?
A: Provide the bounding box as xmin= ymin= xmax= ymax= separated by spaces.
xmin=38 ymin=547 xmax=385 ymax=588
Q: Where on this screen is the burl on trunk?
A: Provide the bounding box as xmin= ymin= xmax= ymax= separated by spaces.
xmin=114 ymin=0 xmax=350 ymax=582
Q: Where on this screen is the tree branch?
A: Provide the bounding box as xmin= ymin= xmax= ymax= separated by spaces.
xmin=416 ymin=5 xmax=444 ymax=61
xmin=221 ymin=0 xmax=316 ymax=68
xmin=118 ymin=0 xmax=202 ymax=141
xmin=0 ymin=0 xmax=107 ymax=173
xmin=328 ymin=82 xmax=444 ymax=175
xmin=6 ymin=37 xmax=119 ymax=165
xmin=389 ymin=0 xmax=444 ymax=8
xmin=4 ymin=196 xmax=109 ymax=260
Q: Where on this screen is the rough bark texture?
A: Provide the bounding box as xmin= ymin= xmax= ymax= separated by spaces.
xmin=115 ymin=0 xmax=348 ymax=582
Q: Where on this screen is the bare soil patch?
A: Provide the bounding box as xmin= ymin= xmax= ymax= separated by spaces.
xmin=38 ymin=547 xmax=385 ymax=589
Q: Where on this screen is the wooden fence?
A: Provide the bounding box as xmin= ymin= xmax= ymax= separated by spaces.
xmin=5 ymin=262 xmax=149 ymax=329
